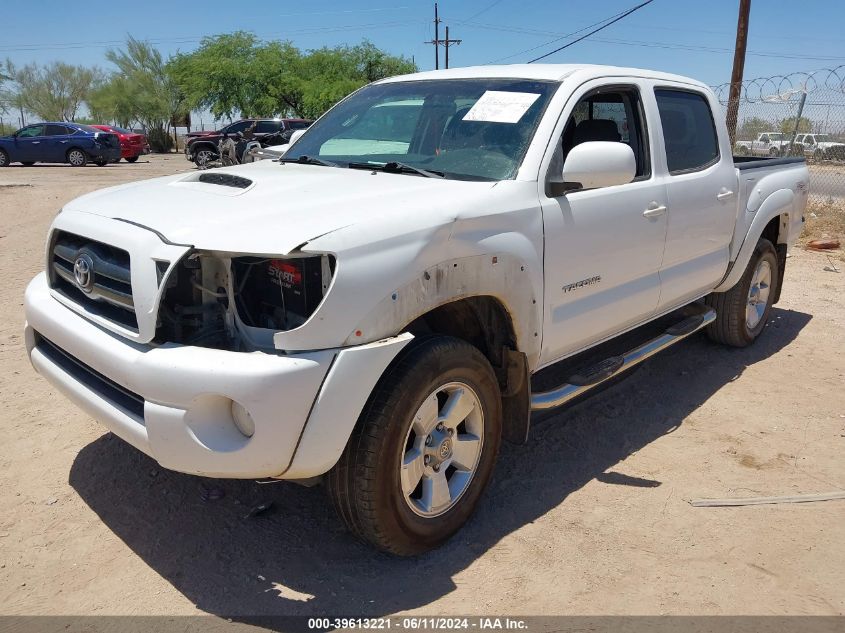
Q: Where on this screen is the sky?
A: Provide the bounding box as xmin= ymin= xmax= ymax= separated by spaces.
xmin=2 ymin=0 xmax=844 ymax=104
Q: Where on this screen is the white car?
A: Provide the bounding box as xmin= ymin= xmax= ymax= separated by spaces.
xmin=734 ymin=132 xmax=791 ymax=157
xmin=795 ymin=133 xmax=845 ymax=161
xmin=24 ymin=64 xmax=809 ymax=554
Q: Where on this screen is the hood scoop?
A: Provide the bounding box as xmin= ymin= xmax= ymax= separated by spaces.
xmin=197 ymin=173 xmax=253 ymax=189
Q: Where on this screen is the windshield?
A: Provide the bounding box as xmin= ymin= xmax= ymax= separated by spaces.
xmin=286 ymin=78 xmax=559 ymax=181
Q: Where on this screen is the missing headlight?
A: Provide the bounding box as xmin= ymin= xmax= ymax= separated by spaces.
xmin=232 ymin=254 xmax=335 ymax=331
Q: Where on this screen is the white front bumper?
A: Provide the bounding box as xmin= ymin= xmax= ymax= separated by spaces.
xmin=24 ymin=273 xmax=411 ymax=479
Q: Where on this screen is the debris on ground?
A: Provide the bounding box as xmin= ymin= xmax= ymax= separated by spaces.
xmin=690 ymin=491 xmax=845 ymax=507
xmin=807 ymin=238 xmax=841 ymax=251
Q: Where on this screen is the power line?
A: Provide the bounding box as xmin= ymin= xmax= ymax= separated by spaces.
xmin=483 ymin=5 xmax=641 ymax=64
xmin=527 ymin=0 xmax=656 ymax=63
xmin=458 ymin=0 xmax=507 ymax=24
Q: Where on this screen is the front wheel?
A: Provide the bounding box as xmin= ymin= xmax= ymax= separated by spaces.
xmin=0 ymin=149 xmax=10 ymax=167
xmin=705 ymin=238 xmax=780 ymax=347
xmin=326 ymin=336 xmax=502 ymax=555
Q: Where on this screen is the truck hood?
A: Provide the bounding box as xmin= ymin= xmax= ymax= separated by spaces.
xmin=64 ymin=160 xmax=497 ymax=254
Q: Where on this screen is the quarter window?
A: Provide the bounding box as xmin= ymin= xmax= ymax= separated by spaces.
xmin=655 ymin=89 xmax=720 ymax=174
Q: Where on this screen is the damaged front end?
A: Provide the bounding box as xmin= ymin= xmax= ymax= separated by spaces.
xmin=156 ymin=250 xmax=336 ymax=351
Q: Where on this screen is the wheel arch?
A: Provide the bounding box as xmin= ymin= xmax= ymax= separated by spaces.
xmin=715 ymin=188 xmax=794 ymax=293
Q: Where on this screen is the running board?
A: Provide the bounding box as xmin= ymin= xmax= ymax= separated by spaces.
xmin=530 ymin=305 xmax=716 ymax=411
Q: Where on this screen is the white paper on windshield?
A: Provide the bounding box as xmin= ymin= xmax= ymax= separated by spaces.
xmin=462 ymin=91 xmax=541 ymax=123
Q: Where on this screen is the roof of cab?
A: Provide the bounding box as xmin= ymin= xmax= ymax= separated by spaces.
xmin=376 ymin=64 xmax=709 ymax=89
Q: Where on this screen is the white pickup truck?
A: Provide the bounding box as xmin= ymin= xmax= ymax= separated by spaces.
xmin=24 ymin=64 xmax=808 ymax=555
xmin=734 ymin=131 xmax=792 ymax=157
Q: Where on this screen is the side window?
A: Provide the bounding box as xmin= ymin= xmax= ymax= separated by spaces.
xmin=17 ymin=125 xmax=45 ymax=138
xmin=288 ymin=120 xmax=311 ymax=130
xmin=254 ymin=121 xmax=281 ymax=134
xmin=46 ymin=124 xmax=70 ymax=136
xmin=654 ymin=89 xmax=720 ymax=174
xmin=760 ymin=134 xmax=769 ymax=143
xmin=805 ymin=135 xmax=815 ymax=145
xmin=223 ymin=121 xmax=251 ymax=135
xmin=554 ymin=86 xmax=650 ymax=181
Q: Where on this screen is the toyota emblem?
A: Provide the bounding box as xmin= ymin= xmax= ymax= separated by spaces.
xmin=73 ymin=254 xmax=95 ymax=293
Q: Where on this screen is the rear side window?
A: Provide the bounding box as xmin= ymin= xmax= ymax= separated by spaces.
xmin=46 ymin=124 xmax=71 ymax=136
xmin=254 ymin=121 xmax=282 ymax=133
xmin=655 ymin=89 xmax=719 ymax=174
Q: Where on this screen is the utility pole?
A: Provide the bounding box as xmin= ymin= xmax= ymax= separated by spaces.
xmin=726 ymin=0 xmax=751 ymax=146
xmin=444 ymin=26 xmax=462 ymax=69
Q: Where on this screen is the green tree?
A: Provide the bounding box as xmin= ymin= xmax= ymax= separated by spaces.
xmin=779 ymin=116 xmax=812 ymax=134
xmin=94 ymin=36 xmax=187 ymax=151
xmin=171 ymin=34 xmax=416 ymax=120
xmin=737 ymin=116 xmax=771 ymax=140
xmin=12 ymin=61 xmax=101 ymax=121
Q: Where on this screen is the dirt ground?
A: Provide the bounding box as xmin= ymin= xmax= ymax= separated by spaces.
xmin=1 ymin=155 xmax=843 ymax=618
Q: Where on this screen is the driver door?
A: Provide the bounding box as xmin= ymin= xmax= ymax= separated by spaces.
xmin=14 ymin=124 xmax=47 ymax=162
xmin=539 ymin=81 xmax=668 ymax=365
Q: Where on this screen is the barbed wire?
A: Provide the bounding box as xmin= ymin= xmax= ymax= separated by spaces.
xmin=711 ymin=65 xmax=845 ymax=104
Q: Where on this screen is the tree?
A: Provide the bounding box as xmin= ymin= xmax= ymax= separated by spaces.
xmin=737 ymin=116 xmax=771 ymax=140
xmin=13 ymin=61 xmax=101 ymax=121
xmin=89 ymin=36 xmax=187 ymax=151
xmin=171 ymin=35 xmax=416 ymax=120
xmin=779 ymin=116 xmax=812 ymax=134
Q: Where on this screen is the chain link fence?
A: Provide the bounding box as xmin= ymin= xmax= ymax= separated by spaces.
xmin=713 ymin=66 xmax=845 ymax=210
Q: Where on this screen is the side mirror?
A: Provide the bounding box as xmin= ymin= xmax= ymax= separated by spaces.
xmin=557 ymin=141 xmax=636 ymax=193
xmin=287 ymin=129 xmax=306 ymax=146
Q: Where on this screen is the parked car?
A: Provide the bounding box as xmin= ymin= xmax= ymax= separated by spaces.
xmin=184 ymin=118 xmax=312 ymax=166
xmin=0 ymin=122 xmax=121 ymax=167
xmin=794 ymin=133 xmax=845 ymax=161
xmin=24 ymin=64 xmax=808 ymax=555
xmin=734 ymin=131 xmax=791 ymax=157
xmin=90 ymin=125 xmax=150 ymax=162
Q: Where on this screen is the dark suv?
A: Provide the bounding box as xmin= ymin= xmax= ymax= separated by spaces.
xmin=184 ymin=118 xmax=312 ymax=165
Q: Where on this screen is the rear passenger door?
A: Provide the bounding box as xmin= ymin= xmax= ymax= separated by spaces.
xmin=45 ymin=124 xmax=73 ymax=162
xmin=653 ymin=87 xmax=737 ymax=310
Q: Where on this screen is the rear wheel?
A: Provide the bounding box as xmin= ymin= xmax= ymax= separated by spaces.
xmin=705 ymin=238 xmax=779 ymax=347
xmin=125 ymin=156 xmax=139 ymax=163
xmin=67 ymin=149 xmax=87 ymax=167
xmin=0 ymin=149 xmax=9 ymax=167
xmin=326 ymin=336 xmax=502 ymax=555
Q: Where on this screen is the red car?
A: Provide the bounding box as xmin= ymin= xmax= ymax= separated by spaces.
xmin=91 ymin=125 xmax=150 ymax=162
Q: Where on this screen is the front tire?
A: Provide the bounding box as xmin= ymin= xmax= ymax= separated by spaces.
xmin=705 ymin=238 xmax=780 ymax=347
xmin=326 ymin=336 xmax=502 ymax=555
xmin=0 ymin=149 xmax=9 ymax=167
xmin=67 ymin=149 xmax=87 ymax=167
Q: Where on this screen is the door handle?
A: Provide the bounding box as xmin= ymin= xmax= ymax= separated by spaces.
xmin=59 ymin=140 xmax=68 ymax=144
xmin=643 ymin=204 xmax=667 ymax=218
xmin=31 ymin=141 xmax=40 ymax=144
xmin=716 ymin=189 xmax=735 ymax=201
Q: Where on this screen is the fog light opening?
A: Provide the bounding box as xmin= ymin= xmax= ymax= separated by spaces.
xmin=231 ymin=401 xmax=256 ymax=438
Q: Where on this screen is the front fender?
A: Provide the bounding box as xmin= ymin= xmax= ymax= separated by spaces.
xmin=714 ymin=188 xmax=794 ymax=292
xmin=342 ymin=252 xmax=542 ymax=368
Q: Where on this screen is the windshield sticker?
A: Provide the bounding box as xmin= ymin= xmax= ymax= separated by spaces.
xmin=462 ymin=91 xmax=542 ymax=123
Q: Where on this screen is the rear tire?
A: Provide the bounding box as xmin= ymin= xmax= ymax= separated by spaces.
xmin=67 ymin=149 xmax=87 ymax=167
xmin=326 ymin=335 xmax=502 ymax=555
xmin=705 ymin=238 xmax=779 ymax=347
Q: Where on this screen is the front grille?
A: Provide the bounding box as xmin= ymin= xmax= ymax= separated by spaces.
xmin=50 ymin=230 xmax=138 ymax=330
xmin=35 ymin=333 xmax=145 ymax=421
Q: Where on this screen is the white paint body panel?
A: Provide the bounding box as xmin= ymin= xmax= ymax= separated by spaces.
xmin=23 ymin=64 xmax=809 ymax=479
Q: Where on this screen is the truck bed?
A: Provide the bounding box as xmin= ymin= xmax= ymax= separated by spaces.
xmin=733 ymin=155 xmax=806 ymax=171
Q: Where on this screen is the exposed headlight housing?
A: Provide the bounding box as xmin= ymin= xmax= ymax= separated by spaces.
xmin=231 ymin=254 xmax=335 ymax=332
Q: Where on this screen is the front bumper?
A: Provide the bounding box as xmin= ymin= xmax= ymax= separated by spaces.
xmin=24 ymin=273 xmax=411 ymax=479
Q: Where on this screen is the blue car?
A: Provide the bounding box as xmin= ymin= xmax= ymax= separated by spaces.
xmin=0 ymin=122 xmax=122 ymax=167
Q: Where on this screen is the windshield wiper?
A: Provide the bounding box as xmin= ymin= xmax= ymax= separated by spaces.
xmin=348 ymin=161 xmax=445 ymax=178
xmin=279 ymin=155 xmax=338 ymax=168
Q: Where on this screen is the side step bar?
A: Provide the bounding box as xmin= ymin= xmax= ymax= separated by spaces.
xmin=530 ymin=305 xmax=716 ymax=411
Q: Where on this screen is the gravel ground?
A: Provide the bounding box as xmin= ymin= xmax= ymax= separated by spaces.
xmin=0 ymin=155 xmax=843 ymax=618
